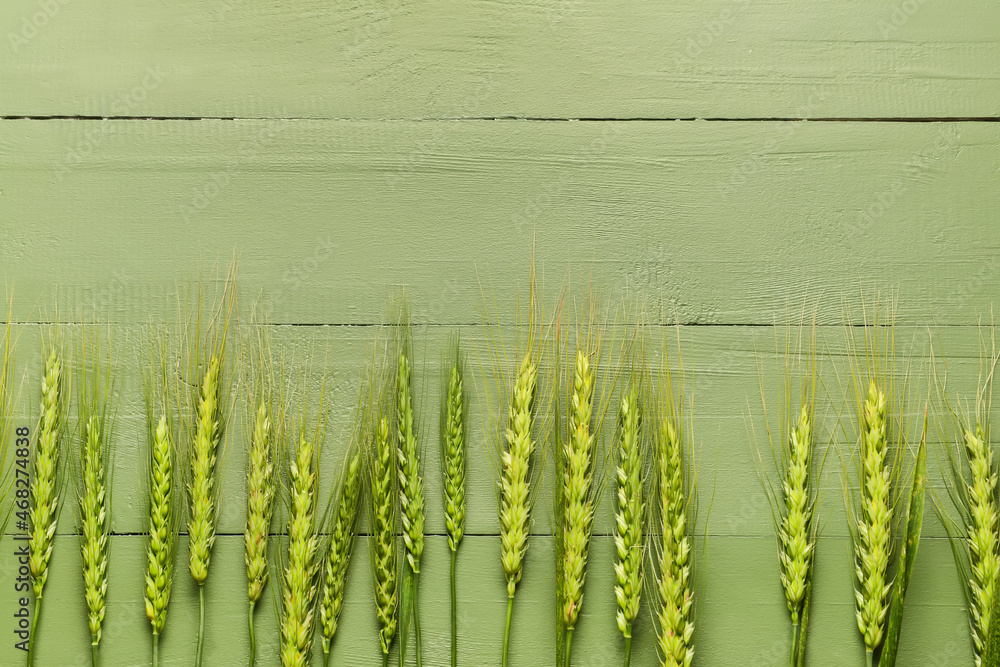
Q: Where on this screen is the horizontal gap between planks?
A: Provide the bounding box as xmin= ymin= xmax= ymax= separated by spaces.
xmin=11 ymin=321 xmax=987 ymax=329
xmin=1 ymin=116 xmax=999 ymax=122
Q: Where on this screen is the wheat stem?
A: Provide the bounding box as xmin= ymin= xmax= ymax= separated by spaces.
xmin=450 ymin=549 xmax=458 ymax=667
xmin=196 ymin=584 xmax=206 ymax=665
xmin=564 ymin=627 xmax=575 ymax=667
xmin=502 ymin=595 xmax=514 ymax=667
xmin=27 ymin=597 xmax=43 ymax=666
xmin=248 ymin=601 xmax=257 ymax=667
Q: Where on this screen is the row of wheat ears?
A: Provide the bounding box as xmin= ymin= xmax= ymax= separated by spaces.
xmin=14 ymin=305 xmax=1000 ymax=667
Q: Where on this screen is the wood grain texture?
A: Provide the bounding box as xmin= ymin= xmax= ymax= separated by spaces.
xmin=3 ymin=2 xmax=996 ymax=662
xmin=2 ymin=119 xmax=999 ymax=326
xmin=1 ymin=0 xmax=998 ymax=119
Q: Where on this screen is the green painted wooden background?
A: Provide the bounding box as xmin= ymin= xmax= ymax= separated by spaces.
xmin=2 ymin=1 xmax=999 ymax=665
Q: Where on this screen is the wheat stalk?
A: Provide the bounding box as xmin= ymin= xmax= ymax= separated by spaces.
xmin=280 ymin=431 xmax=320 ymax=667
xmin=854 ymin=381 xmax=892 ymax=661
xmin=779 ymin=404 xmax=816 ymax=663
xmin=245 ymin=398 xmax=275 ymax=667
xmin=188 ymin=353 xmax=223 ymax=666
xmin=614 ymin=383 xmax=644 ymax=667
xmin=145 ymin=413 xmax=178 ymax=667
xmin=442 ymin=347 xmax=466 ymax=667
xmin=27 ymin=348 xmax=64 ymax=667
xmin=654 ymin=412 xmax=694 ymax=667
xmin=319 ymin=450 xmax=364 ymax=664
xmin=396 ymin=347 xmax=425 ymax=667
xmin=370 ymin=415 xmax=399 ymax=667
xmin=964 ymin=425 xmax=999 ymax=663
xmin=499 ymin=351 xmax=538 ymax=667
xmin=560 ymin=348 xmax=598 ymax=667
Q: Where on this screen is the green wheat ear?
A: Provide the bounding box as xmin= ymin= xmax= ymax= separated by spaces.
xmin=319 ymin=450 xmax=364 ymax=662
xmin=280 ymin=431 xmax=321 ymax=667
xmin=854 ymin=381 xmax=892 ymax=655
xmin=613 ymin=383 xmax=644 ymax=667
xmin=370 ymin=415 xmax=399 ymax=666
xmin=145 ymin=414 xmax=178 ymax=648
xmin=500 ymin=352 xmax=539 ymax=597
xmin=442 ymin=343 xmax=466 ymax=667
xmin=76 ymin=328 xmax=115 ymax=667
xmin=654 ymin=411 xmax=694 ymax=667
xmin=245 ymin=396 xmax=276 ymax=667
xmin=28 ymin=347 xmax=65 ymax=667
xmin=188 ymin=354 xmax=222 ymax=585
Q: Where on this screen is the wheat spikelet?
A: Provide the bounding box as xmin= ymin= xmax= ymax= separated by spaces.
xmin=396 ymin=350 xmax=424 ymax=574
xmin=964 ymin=425 xmax=999 ymax=663
xmin=560 ymin=349 xmax=597 ymax=641
xmin=188 ymin=353 xmax=222 ymax=585
xmin=27 ymin=348 xmax=63 ymax=666
xmin=614 ymin=384 xmax=644 ymax=646
xmin=144 ymin=413 xmax=177 ymax=664
xmin=30 ymin=348 xmax=62 ymax=597
xmin=370 ymin=416 xmax=399 ymax=664
xmin=854 ymin=381 xmax=892 ymax=655
xmin=500 ymin=352 xmax=539 ymax=598
xmin=654 ymin=414 xmax=694 ymax=667
xmin=246 ymin=399 xmax=275 ymax=605
xmin=79 ymin=413 xmax=110 ymax=651
xmin=280 ymin=432 xmax=320 ymax=667
xmin=443 ymin=347 xmax=466 ymax=667
xmin=443 ymin=356 xmax=466 ymax=553
xmin=779 ymin=404 xmax=815 ymax=626
xmin=320 ymin=450 xmax=364 ymax=658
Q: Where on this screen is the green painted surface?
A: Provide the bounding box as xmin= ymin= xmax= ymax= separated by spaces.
xmin=1 ymin=1 xmax=998 ymax=118
xmin=1 ymin=3 xmax=997 ymax=665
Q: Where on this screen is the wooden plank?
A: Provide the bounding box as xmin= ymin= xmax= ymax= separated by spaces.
xmin=0 ymin=534 xmax=970 ymax=665
xmin=1 ymin=1 xmax=998 ymax=119
xmin=2 ymin=119 xmax=998 ymax=326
